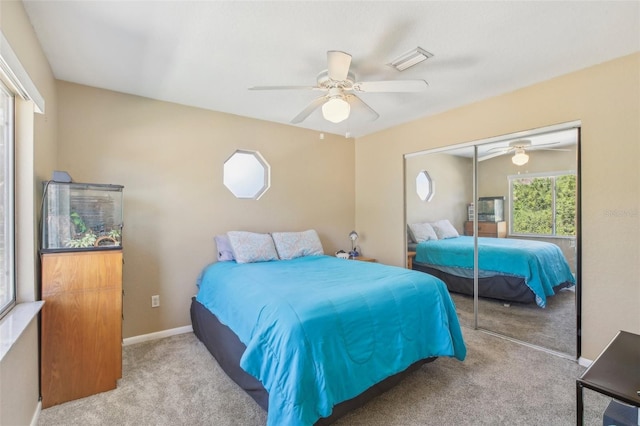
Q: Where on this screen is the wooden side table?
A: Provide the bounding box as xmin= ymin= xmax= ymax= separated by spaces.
xmin=350 ymin=256 xmax=376 ymax=262
xmin=407 ymin=251 xmax=416 ymax=269
xmin=576 ymin=330 xmax=640 ymax=425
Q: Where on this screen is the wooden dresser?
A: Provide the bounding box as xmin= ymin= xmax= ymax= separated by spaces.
xmin=350 ymin=256 xmax=376 ymax=262
xmin=464 ymin=221 xmax=507 ymax=238
xmin=40 ymin=250 xmax=123 ymax=408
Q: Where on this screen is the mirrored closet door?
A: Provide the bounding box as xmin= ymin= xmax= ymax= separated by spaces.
xmin=404 ymin=124 xmax=580 ymax=358
xmin=405 ymin=148 xmax=474 ymax=328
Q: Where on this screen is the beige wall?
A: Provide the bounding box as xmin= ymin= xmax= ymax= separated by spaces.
xmin=0 ymin=320 xmax=39 ymax=425
xmin=56 ymin=81 xmax=355 ymax=338
xmin=0 ymin=0 xmax=58 ymax=424
xmin=2 ymin=0 xmax=58 ymax=205
xmin=356 ymin=53 xmax=640 ymax=360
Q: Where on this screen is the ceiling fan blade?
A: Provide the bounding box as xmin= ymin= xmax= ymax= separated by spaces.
xmin=531 ymin=141 xmax=560 ymax=148
xmin=478 ymin=151 xmax=508 ymax=162
xmin=346 ymin=94 xmax=380 ymax=121
xmin=291 ymin=96 xmax=328 ymax=124
xmin=249 ymin=85 xmax=318 ymax=91
xmin=352 ymin=80 xmax=428 ymax=93
xmin=486 ymin=146 xmax=512 ymax=153
xmin=327 ymin=51 xmax=352 ymax=81
xmin=528 ymin=142 xmax=571 ymax=151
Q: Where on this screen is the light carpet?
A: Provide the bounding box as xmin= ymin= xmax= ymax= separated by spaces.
xmin=38 ymin=328 xmax=609 ymax=425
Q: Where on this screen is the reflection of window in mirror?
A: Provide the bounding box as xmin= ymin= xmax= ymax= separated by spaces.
xmin=416 ymin=170 xmax=434 ymax=201
xmin=223 ymin=150 xmax=271 ymax=199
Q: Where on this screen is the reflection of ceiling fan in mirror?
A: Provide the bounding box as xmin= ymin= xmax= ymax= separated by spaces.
xmin=479 ymin=139 xmax=571 ymax=166
xmin=249 ymin=51 xmax=429 ymax=124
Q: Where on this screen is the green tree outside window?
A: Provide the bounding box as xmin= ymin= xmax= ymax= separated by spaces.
xmin=511 ymin=173 xmax=576 ymax=236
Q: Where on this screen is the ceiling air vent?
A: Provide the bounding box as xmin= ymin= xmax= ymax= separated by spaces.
xmin=388 ymin=47 xmax=433 ymax=71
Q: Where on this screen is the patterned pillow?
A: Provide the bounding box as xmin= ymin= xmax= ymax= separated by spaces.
xmin=271 ymin=230 xmax=324 ymax=260
xmin=431 ymin=219 xmax=459 ymax=239
xmin=227 ymin=231 xmax=279 ymax=264
xmin=408 ymin=222 xmax=438 ymax=242
xmin=214 ymin=234 xmax=235 ymax=261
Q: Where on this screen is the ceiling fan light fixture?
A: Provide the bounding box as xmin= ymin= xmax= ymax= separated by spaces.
xmin=388 ymin=47 xmax=433 ymax=71
xmin=322 ymin=96 xmax=350 ymax=123
xmin=512 ymin=149 xmax=529 ymax=166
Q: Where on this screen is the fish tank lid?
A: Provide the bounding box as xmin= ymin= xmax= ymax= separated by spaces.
xmin=44 ymin=180 xmax=124 ymax=190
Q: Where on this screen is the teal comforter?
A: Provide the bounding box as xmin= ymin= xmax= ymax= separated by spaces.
xmin=196 ymin=255 xmax=466 ymax=426
xmin=415 ymin=236 xmax=576 ymax=307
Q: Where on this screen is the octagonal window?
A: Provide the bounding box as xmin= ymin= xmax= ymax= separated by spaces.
xmin=224 ymin=150 xmax=270 ymax=200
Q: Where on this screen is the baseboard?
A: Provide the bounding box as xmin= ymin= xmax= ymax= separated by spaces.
xmin=578 ymin=356 xmax=593 ymax=367
xmin=30 ymin=400 xmax=41 ymax=426
xmin=122 ymin=325 xmax=193 ymax=346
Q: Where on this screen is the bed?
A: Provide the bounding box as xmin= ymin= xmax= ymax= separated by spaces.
xmin=191 ymin=253 xmax=466 ymax=426
xmin=410 ymin=235 xmax=576 ymax=307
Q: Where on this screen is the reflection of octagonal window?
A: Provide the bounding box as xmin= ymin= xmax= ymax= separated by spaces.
xmin=416 ymin=170 xmax=434 ymax=202
xmin=224 ymin=150 xmax=270 ymax=199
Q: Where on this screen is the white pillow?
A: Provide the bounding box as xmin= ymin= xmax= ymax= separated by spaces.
xmin=214 ymin=234 xmax=235 ymax=261
xmin=271 ymin=230 xmax=324 ymax=260
xmin=407 ymin=224 xmax=416 ymax=243
xmin=227 ymin=231 xmax=279 ymax=264
xmin=408 ymin=222 xmax=438 ymax=242
xmin=431 ymin=219 xmax=459 ymax=239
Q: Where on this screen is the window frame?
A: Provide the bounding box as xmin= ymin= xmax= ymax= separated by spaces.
xmin=0 ymin=81 xmax=16 ymax=319
xmin=508 ymin=170 xmax=577 ymax=238
xmin=416 ymin=170 xmax=435 ymax=202
xmin=223 ymin=149 xmax=271 ymax=200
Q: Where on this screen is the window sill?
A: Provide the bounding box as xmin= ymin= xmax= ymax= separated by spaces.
xmin=0 ymin=301 xmax=44 ymax=363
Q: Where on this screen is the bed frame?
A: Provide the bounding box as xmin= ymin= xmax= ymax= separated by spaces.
xmin=412 ymin=261 xmax=572 ymax=304
xmin=190 ymin=297 xmax=435 ymax=425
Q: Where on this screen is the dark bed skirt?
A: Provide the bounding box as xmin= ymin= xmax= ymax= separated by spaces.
xmin=190 ymin=297 xmax=435 ymax=425
xmin=411 ymin=261 xmax=536 ymax=304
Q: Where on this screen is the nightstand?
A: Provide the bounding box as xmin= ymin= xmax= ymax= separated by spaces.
xmin=407 ymin=251 xmax=416 ymax=269
xmin=350 ymin=256 xmax=376 ymax=262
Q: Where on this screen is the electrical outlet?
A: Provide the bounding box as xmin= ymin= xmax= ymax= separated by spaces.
xmin=151 ymin=295 xmax=160 ymax=308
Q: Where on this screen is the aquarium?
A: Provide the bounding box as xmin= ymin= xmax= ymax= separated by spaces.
xmin=41 ymin=181 xmax=124 ymax=252
xmin=477 ymin=196 xmax=504 ymax=222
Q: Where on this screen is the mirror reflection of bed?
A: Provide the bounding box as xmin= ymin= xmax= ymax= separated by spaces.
xmin=404 ymin=126 xmax=579 ymax=357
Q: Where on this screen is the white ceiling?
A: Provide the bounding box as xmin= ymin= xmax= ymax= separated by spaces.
xmin=22 ymin=1 xmax=640 ymax=138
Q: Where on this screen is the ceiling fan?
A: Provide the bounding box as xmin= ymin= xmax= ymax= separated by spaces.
xmin=479 ymin=139 xmax=570 ymax=165
xmin=249 ymin=50 xmax=428 ymax=124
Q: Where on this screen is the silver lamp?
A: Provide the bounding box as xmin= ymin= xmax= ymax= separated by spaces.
xmin=348 ymin=231 xmax=359 ymax=258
